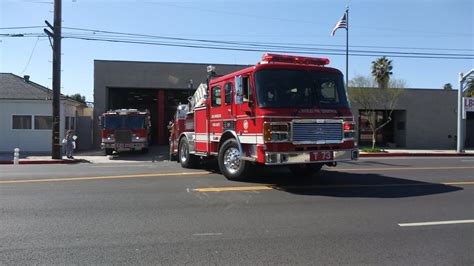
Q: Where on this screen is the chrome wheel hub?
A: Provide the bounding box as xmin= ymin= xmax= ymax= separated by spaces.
xmin=180 ymin=143 xmax=188 ymax=163
xmin=223 ymin=147 xmax=241 ymax=174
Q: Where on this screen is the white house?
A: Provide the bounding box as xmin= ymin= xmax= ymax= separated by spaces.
xmin=0 ymin=73 xmax=84 ymax=152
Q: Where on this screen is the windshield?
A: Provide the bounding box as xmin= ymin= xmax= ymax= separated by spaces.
xmin=103 ymin=115 xmax=145 ymax=129
xmin=255 ymin=69 xmax=349 ymax=109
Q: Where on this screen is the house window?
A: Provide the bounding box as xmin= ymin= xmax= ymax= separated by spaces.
xmin=70 ymin=117 xmax=75 ymax=130
xmin=65 ymin=117 xmax=70 ymax=130
xmin=12 ymin=115 xmax=32 ymax=129
xmin=34 ymin=116 xmax=53 ymax=130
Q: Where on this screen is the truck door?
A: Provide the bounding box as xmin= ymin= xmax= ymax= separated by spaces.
xmin=235 ymin=75 xmax=257 ymax=144
xmin=209 ymin=83 xmax=224 ymax=145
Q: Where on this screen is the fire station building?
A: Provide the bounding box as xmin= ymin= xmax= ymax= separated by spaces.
xmin=94 ymin=60 xmax=474 ymax=149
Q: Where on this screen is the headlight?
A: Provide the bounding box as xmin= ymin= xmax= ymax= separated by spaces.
xmin=264 ymin=122 xmax=290 ymax=142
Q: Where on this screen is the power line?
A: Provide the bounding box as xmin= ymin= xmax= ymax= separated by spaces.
xmin=0 ymin=26 xmax=44 ymax=30
xmin=62 ymin=35 xmax=474 ymax=60
xmin=61 ymin=27 xmax=474 ymax=56
xmin=20 ymin=37 xmax=41 ymax=75
xmin=3 ymin=28 xmax=473 ymax=59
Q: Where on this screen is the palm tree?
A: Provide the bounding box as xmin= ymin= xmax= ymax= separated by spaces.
xmin=465 ymin=78 xmax=474 ymax=97
xmin=371 ymin=57 xmax=393 ymax=89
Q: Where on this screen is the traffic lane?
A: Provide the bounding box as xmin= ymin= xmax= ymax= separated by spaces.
xmin=1 ymin=167 xmax=473 ymax=264
xmin=0 ymin=161 xmax=209 ymax=181
xmin=1 ymin=179 xmax=472 ymax=265
xmin=1 ymin=227 xmax=471 ymax=264
xmin=1 ymin=156 xmax=473 ymax=184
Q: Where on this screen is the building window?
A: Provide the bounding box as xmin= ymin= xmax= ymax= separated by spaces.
xmin=12 ymin=115 xmax=32 ymax=129
xmin=225 ymin=82 xmax=233 ymax=105
xmin=211 ymin=86 xmax=221 ymax=107
xmin=34 ymin=116 xmax=53 ymax=130
xmin=65 ymin=117 xmax=70 ymax=130
xmin=70 ymin=117 xmax=75 ymax=130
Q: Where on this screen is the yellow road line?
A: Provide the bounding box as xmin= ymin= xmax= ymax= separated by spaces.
xmin=442 ymin=181 xmax=474 ymax=185
xmin=194 ymin=186 xmax=274 ymax=192
xmin=194 ymin=181 xmax=474 ymax=192
xmin=0 ymin=171 xmax=210 ymax=184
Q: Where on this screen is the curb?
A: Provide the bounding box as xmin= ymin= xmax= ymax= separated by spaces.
xmin=0 ymin=159 xmax=81 ymax=165
xmin=360 ymin=153 xmax=474 ymax=157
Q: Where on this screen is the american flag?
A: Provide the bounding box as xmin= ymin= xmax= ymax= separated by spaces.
xmin=331 ymin=12 xmax=347 ymax=36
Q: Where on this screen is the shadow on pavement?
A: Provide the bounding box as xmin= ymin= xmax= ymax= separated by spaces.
xmin=231 ymin=166 xmax=463 ymax=198
xmin=75 ymin=145 xmax=171 ymax=162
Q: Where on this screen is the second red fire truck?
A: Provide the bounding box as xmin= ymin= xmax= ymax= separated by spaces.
xmin=100 ymin=109 xmax=151 ymax=155
xmin=169 ymin=53 xmax=358 ymax=180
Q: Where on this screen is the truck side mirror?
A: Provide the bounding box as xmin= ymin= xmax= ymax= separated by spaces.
xmin=98 ymin=116 xmax=102 ymax=127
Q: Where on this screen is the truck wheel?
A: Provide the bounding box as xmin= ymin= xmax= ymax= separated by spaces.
xmin=289 ymin=163 xmax=322 ymax=177
xmin=218 ymin=139 xmax=250 ymax=181
xmin=179 ymin=137 xmax=197 ymax=168
xmin=105 ymin=148 xmax=114 ymax=155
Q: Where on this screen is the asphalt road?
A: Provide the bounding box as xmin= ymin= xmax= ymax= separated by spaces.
xmin=1 ymin=157 xmax=473 ymax=264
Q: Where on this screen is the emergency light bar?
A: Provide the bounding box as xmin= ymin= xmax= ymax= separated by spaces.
xmin=260 ymin=53 xmax=330 ymax=66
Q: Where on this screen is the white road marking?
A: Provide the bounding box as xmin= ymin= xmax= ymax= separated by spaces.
xmin=192 ymin=233 xmax=223 ymax=236
xmin=398 ymin=219 xmax=474 ymax=227
xmin=461 ymin=160 xmax=474 ymax=162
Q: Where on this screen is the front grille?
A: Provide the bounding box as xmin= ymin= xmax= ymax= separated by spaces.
xmin=115 ymin=130 xmax=132 ymax=143
xmin=292 ymin=122 xmax=343 ymax=143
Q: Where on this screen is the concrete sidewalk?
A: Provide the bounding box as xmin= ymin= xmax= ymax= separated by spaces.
xmin=0 ymin=146 xmax=171 ymax=164
xmin=1 ymin=146 xmax=473 ymax=165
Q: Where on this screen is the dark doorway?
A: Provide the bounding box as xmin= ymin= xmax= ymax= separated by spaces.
xmin=107 ymin=87 xmax=190 ymax=145
xmin=358 ymin=110 xmax=397 ymax=147
xmin=466 ymin=112 xmax=474 ymax=148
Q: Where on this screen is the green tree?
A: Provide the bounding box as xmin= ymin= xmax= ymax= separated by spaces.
xmin=371 ymin=56 xmax=393 ymax=89
xmin=348 ymin=75 xmax=404 ymax=150
xmin=68 ymin=93 xmax=86 ymax=104
xmin=465 ymin=78 xmax=474 ymax=97
xmin=443 ymin=83 xmax=453 ymax=90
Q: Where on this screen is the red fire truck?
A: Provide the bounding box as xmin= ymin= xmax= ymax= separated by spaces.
xmin=169 ymin=53 xmax=358 ymax=180
xmin=100 ymin=109 xmax=151 ymax=155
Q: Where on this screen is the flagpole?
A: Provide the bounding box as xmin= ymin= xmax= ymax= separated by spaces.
xmin=345 ymin=6 xmax=349 ymax=89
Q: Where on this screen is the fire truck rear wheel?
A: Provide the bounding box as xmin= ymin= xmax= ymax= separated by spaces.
xmin=289 ymin=163 xmax=322 ymax=177
xmin=179 ymin=137 xmax=198 ymax=168
xmin=218 ymin=139 xmax=250 ymax=181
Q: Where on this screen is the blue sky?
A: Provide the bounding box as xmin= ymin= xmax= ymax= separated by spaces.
xmin=1 ymin=0 xmax=473 ymax=102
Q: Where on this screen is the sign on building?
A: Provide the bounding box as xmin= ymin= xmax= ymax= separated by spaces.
xmin=465 ymin=97 xmax=474 ymax=112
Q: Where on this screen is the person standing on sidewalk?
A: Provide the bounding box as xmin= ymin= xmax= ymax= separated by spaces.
xmin=63 ymin=130 xmax=77 ymax=159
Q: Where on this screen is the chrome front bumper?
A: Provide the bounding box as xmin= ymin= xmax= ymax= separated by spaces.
xmin=264 ymin=149 xmax=359 ymax=165
xmin=101 ymin=142 xmax=146 ymax=151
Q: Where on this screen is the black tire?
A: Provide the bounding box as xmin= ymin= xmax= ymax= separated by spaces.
xmin=105 ymin=148 xmax=114 ymax=155
xmin=218 ymin=139 xmax=251 ymax=181
xmin=178 ymin=137 xmax=198 ymax=168
xmin=289 ymin=163 xmax=323 ymax=177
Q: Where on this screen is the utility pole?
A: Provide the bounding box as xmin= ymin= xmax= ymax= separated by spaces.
xmin=44 ymin=0 xmax=62 ymax=159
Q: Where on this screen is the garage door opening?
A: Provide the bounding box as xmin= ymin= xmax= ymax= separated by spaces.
xmin=107 ymin=87 xmax=190 ymax=145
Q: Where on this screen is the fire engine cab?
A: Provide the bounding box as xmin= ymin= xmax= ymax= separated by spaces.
xmin=169 ymin=53 xmax=358 ymax=180
xmin=100 ymin=109 xmax=151 ymax=155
